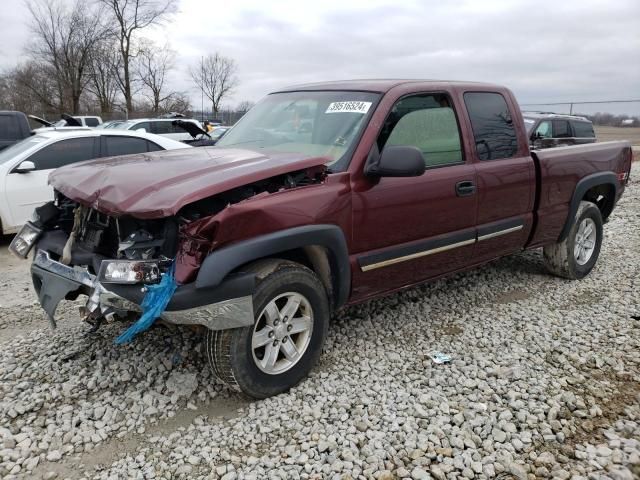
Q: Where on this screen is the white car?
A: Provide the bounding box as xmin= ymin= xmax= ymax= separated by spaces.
xmin=116 ymin=118 xmax=203 ymax=142
xmin=72 ymin=116 xmax=103 ymax=127
xmin=0 ymin=128 xmax=190 ymax=235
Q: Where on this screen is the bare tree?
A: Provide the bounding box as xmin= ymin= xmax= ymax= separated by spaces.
xmin=136 ymin=41 xmax=175 ymax=114
xmin=96 ymin=0 xmax=177 ymax=113
xmin=236 ymin=100 xmax=255 ymax=113
xmin=87 ymin=42 xmax=121 ymax=115
xmin=26 ymin=0 xmax=110 ymax=114
xmin=0 ymin=69 xmax=46 ymax=113
xmin=161 ymin=92 xmax=191 ymax=114
xmin=190 ymin=53 xmax=239 ymax=118
xmin=12 ymin=61 xmax=64 ymax=114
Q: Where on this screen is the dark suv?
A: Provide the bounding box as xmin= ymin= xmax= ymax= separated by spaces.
xmin=523 ymin=112 xmax=596 ymax=149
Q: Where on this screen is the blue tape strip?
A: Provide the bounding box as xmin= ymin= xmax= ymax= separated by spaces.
xmin=115 ymin=264 xmax=178 ymax=345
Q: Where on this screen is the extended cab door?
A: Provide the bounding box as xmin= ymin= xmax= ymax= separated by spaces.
xmin=350 ymin=92 xmax=477 ymax=300
xmin=461 ymin=91 xmax=535 ymax=262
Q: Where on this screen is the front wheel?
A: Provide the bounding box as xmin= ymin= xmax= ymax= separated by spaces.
xmin=206 ymin=260 xmax=329 ymax=398
xmin=543 ymin=200 xmax=603 ymax=279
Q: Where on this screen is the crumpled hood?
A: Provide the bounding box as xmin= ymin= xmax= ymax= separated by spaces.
xmin=49 ymin=147 xmax=328 ymax=219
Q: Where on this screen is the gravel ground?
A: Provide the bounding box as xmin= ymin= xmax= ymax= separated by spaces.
xmin=0 ymin=164 xmax=639 ymax=480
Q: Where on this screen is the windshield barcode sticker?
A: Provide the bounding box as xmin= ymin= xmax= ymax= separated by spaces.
xmin=325 ymin=101 xmax=372 ymax=114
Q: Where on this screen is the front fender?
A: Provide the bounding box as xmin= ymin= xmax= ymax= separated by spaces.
xmin=196 ymin=224 xmax=350 ymax=309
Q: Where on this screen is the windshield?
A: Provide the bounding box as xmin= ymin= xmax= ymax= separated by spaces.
xmin=523 ymin=117 xmax=536 ymax=133
xmin=215 ymin=91 xmax=380 ymax=171
xmin=118 ymin=120 xmax=135 ymax=129
xmin=0 ymin=136 xmax=44 ymax=165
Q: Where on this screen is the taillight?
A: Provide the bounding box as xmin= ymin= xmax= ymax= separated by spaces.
xmin=619 ymin=147 xmax=632 ymax=185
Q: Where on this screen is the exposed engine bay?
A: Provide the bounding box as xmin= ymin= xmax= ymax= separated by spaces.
xmin=41 ymin=167 xmax=325 ymax=271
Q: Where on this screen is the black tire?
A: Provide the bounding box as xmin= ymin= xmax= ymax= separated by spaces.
xmin=206 ymin=259 xmax=329 ymax=399
xmin=543 ymin=201 xmax=603 ymax=279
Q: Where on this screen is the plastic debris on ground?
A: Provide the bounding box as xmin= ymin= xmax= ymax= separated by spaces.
xmin=431 ymin=352 xmax=452 ymax=364
xmin=115 ymin=264 xmax=178 ymax=345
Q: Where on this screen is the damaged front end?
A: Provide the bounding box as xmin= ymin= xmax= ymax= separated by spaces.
xmin=15 ymin=192 xmax=254 ymax=335
xmin=12 ymin=165 xmax=325 ymax=338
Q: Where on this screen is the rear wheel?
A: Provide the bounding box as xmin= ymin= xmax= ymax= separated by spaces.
xmin=206 ymin=259 xmax=329 ymax=398
xmin=543 ymin=201 xmax=603 ymax=279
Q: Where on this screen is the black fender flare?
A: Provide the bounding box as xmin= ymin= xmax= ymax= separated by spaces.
xmin=558 ymin=171 xmax=618 ymax=241
xmin=196 ymin=224 xmax=351 ymax=309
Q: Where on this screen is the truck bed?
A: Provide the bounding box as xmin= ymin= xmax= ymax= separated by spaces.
xmin=528 ymin=140 xmax=632 ymax=247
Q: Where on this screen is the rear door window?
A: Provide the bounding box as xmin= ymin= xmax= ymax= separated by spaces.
xmin=463 ymin=92 xmax=518 ymax=160
xmin=553 ymin=120 xmax=571 ymax=138
xmin=130 ymin=121 xmax=150 ymax=132
xmin=171 ymin=122 xmax=186 ymax=133
xmin=147 ymin=141 xmax=163 ymax=151
xmin=104 ymin=136 xmax=150 ymax=156
xmin=27 ymin=137 xmax=97 ymax=170
xmin=152 ymin=121 xmax=172 ymax=134
xmin=84 ymin=118 xmax=100 ymax=127
xmin=571 ymin=121 xmax=595 ymax=138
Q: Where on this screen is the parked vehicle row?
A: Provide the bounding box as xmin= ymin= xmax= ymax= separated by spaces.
xmin=29 ymin=114 xmax=103 ymax=129
xmin=0 ymin=108 xmax=238 ymax=160
xmin=11 ymin=79 xmax=632 ymax=399
xmin=116 ymin=117 xmax=204 ymax=142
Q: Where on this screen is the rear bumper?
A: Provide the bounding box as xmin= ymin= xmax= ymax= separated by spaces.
xmin=31 ymin=249 xmax=255 ymax=331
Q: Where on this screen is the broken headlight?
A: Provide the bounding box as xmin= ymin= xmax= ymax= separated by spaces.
xmin=9 ymin=222 xmax=42 ymax=258
xmin=98 ymin=260 xmax=162 ymax=284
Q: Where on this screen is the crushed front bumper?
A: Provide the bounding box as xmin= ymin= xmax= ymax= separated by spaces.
xmin=31 ymin=249 xmax=255 ymax=331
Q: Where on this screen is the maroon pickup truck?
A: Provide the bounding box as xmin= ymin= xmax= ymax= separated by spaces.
xmin=11 ymin=80 xmax=633 ymax=398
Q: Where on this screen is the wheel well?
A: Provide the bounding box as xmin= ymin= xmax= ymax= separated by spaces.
xmin=241 ymin=246 xmax=335 ymax=307
xmin=583 ymin=183 xmax=615 ymax=220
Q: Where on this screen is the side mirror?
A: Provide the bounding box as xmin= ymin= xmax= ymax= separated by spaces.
xmin=14 ymin=160 xmax=36 ymax=173
xmin=365 ymin=145 xmax=426 ymax=177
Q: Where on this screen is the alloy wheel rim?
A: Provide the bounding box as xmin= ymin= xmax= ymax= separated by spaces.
xmin=251 ymin=292 xmax=314 ymax=375
xmin=574 ymin=218 xmax=597 ymax=265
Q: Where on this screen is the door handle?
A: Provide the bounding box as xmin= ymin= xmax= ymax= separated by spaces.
xmin=455 ymin=180 xmax=476 ymax=197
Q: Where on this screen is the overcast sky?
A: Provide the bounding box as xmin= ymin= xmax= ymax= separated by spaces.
xmin=1 ymin=0 xmax=639 ymax=114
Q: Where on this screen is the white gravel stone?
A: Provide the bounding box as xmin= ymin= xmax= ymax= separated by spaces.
xmin=45 ymin=450 xmax=62 ymax=462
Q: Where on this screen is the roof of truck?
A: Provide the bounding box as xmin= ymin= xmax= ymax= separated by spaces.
xmin=274 ymin=79 xmax=498 ymax=93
